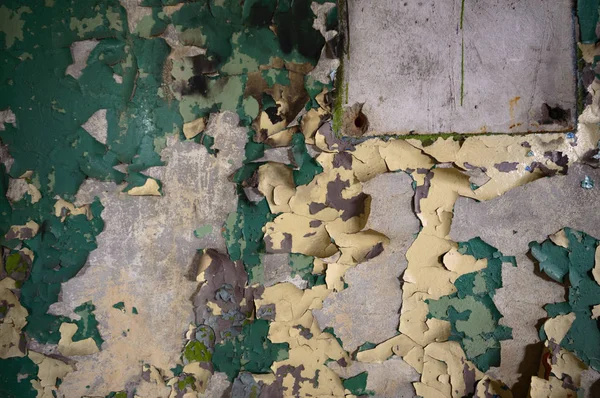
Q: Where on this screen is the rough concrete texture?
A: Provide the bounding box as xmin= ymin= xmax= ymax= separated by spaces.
xmin=345 ymin=0 xmax=575 ymax=134
xmin=262 ymin=253 xmax=307 ymax=289
xmin=329 ymin=356 xmax=420 ymax=397
xmin=314 ymin=172 xmax=419 ymax=352
xmin=47 ymin=112 xmax=245 ymax=396
xmin=451 ymin=163 xmax=600 ymax=394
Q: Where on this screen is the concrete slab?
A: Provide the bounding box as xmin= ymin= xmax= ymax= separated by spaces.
xmin=344 ymin=0 xmax=576 ymax=135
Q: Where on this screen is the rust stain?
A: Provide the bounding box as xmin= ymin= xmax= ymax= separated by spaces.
xmin=508 ymin=96 xmax=521 ymax=129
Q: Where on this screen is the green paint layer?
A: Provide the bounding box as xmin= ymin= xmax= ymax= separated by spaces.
xmin=427 ymin=238 xmax=514 ymax=372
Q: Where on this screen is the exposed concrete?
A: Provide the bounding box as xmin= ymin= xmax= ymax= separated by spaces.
xmin=262 ymin=253 xmax=308 ymax=289
xmin=48 ymin=112 xmax=245 ymax=397
xmin=344 ymin=0 xmax=576 ymax=134
xmin=328 ymin=356 xmax=420 ymax=397
xmin=314 ymin=172 xmax=419 ymax=352
xmin=451 ymin=163 xmax=600 ymax=394
xmin=65 ymin=40 xmax=99 ymax=79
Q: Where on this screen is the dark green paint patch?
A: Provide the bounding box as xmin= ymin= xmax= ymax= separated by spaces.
xmin=112 ymin=301 xmax=126 ymax=311
xmin=71 ymin=301 xmax=103 ymax=349
xmin=530 ymin=227 xmax=600 ymax=371
xmin=171 ymin=364 xmax=184 ymax=377
xmin=323 ymin=326 xmax=345 ymax=350
xmin=357 ymin=341 xmax=377 ymax=352
xmin=18 ymin=199 xmax=105 ymax=344
xmin=223 ymin=191 xmax=275 ymax=283
xmin=342 ymin=372 xmax=373 ymax=396
xmin=427 ymin=237 xmax=514 ymax=372
xmin=578 ymin=0 xmax=600 ymax=44
xmin=131 ymin=306 xmax=138 ymax=314
xmin=291 ymin=133 xmax=323 ymax=186
xmin=0 ymin=356 xmax=39 ymax=398
xmin=212 ymin=319 xmax=289 ymax=381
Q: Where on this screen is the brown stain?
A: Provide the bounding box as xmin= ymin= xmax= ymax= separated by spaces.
xmin=509 ymin=96 xmax=521 ymax=129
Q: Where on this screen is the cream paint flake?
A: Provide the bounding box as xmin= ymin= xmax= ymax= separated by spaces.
xmin=255 ymin=283 xmax=350 ymax=396
xmin=544 ymin=313 xmax=576 ymax=344
xmin=0 ymin=282 xmax=28 ymax=359
xmin=593 ymin=245 xmax=600 ymax=286
xmin=127 ymin=178 xmax=161 ymax=196
xmin=182 ymin=117 xmax=206 ymax=139
xmin=28 ymin=351 xmax=73 ymax=398
xmin=58 ymin=322 xmax=99 ymax=356
xmin=54 ymin=198 xmax=91 ymax=222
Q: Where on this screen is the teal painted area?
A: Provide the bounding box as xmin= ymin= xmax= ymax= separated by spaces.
xmin=223 ymin=191 xmax=275 ymax=283
xmin=530 ymin=228 xmax=600 ymax=371
xmin=578 ymin=0 xmax=600 ymax=44
xmin=0 ymin=0 xmax=336 ymax=391
xmin=0 ymin=356 xmax=39 ymax=397
xmin=212 ymin=319 xmax=289 ymax=381
xmin=342 ymin=372 xmax=373 ymax=396
xmin=291 ymin=133 xmax=323 ymax=186
xmin=427 ymin=238 xmax=515 ymax=372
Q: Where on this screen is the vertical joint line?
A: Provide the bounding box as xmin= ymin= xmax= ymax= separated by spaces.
xmin=460 ymin=0 xmax=465 ymax=106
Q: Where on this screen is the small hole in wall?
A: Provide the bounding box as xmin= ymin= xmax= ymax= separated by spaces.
xmin=539 ymin=103 xmax=571 ymax=126
xmin=354 ymin=114 xmax=367 ymax=129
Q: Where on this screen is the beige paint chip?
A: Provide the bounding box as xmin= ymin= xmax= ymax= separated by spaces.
xmin=58 ymin=322 xmax=100 ymax=356
xmin=127 ymin=178 xmax=161 ymax=196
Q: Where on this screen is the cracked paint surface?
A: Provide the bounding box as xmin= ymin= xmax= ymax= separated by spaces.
xmin=1 ymin=1 xmax=600 ymax=398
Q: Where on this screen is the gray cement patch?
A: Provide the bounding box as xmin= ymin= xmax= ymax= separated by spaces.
xmin=344 ymin=0 xmax=576 ymax=135
xmin=314 ymin=172 xmax=419 ymax=352
xmin=49 ymin=112 xmax=245 ymax=396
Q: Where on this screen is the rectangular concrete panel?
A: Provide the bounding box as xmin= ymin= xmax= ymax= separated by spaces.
xmin=344 ymin=0 xmax=576 ymax=135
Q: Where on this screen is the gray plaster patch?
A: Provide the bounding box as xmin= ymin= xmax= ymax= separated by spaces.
xmin=65 ymin=40 xmax=99 ymax=79
xmin=262 ymin=253 xmax=307 ymax=289
xmin=451 ymin=163 xmax=600 ymax=392
xmin=253 ymin=147 xmax=291 ymax=164
xmin=49 ymin=112 xmax=245 ymax=396
xmin=344 ymin=0 xmax=575 ymax=134
xmin=328 ymin=356 xmax=419 ymax=397
xmin=0 ymin=108 xmax=17 ymax=131
xmin=82 ymin=109 xmax=108 ymax=144
xmin=314 ymin=172 xmax=419 ymax=352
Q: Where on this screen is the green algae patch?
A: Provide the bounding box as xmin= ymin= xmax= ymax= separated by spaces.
xmin=212 ymin=319 xmax=289 ymax=382
xmin=530 ymin=227 xmax=600 ymax=371
xmin=183 ymin=340 xmax=212 ymax=363
xmin=106 ymin=391 xmax=128 ymax=398
xmin=342 ymin=372 xmax=373 ymax=396
xmin=427 ymin=238 xmax=514 ymax=372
